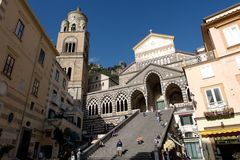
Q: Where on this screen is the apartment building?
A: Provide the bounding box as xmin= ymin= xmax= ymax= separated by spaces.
xmin=42 ymin=60 xmax=83 ymax=159
xmin=184 ymin=3 xmax=240 ymax=160
xmin=0 ymin=1 xmax=59 ymax=159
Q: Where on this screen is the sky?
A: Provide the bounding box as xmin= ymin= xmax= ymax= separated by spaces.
xmin=28 ymin=1 xmax=240 ymax=67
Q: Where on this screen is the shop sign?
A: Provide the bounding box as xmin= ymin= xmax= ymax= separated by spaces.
xmin=215 ymin=136 xmax=240 ymax=144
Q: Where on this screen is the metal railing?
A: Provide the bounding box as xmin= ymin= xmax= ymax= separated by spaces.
xmin=184 ymin=51 xmax=215 ymax=66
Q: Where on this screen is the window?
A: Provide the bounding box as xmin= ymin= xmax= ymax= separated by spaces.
xmin=66 ymin=116 xmax=73 ymax=123
xmin=185 ymin=132 xmax=193 ymax=138
xmin=63 ymin=78 xmax=66 ymax=89
xmin=32 ymin=79 xmax=40 ymax=96
xmin=65 ymin=42 xmax=76 ymax=53
xmin=205 ymin=87 xmax=224 ymax=108
xmin=185 ymin=142 xmax=202 ymax=159
xmin=71 ymin=24 xmax=76 ymax=31
xmin=38 ymin=49 xmax=45 ymax=65
xmin=77 ymin=117 xmax=81 ymax=128
xmin=180 ymin=115 xmax=193 ymax=126
xmin=200 ymin=64 xmax=214 ymax=79
xmin=30 ymin=102 xmax=34 ymax=110
xmin=48 ymin=109 xmax=55 ymax=119
xmin=55 ymin=70 xmax=59 ymax=81
xmin=63 ymin=26 xmax=67 ymax=32
xmin=67 ymin=68 xmax=72 ymax=80
xmin=3 ymin=55 xmax=15 ymax=78
xmin=223 ymin=25 xmax=240 ymax=47
xmin=15 ymin=19 xmax=25 ymax=39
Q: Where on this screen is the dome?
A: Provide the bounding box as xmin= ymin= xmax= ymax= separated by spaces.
xmin=67 ymin=7 xmax=88 ymax=22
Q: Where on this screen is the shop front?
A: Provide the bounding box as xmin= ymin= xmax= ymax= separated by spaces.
xmin=200 ymin=128 xmax=240 ymax=160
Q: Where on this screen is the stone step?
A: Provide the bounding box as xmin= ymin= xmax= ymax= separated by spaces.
xmin=88 ymin=109 xmax=174 ymax=159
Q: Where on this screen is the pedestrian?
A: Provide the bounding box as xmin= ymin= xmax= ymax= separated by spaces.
xmin=112 ymin=130 xmax=118 ymax=137
xmin=154 ymin=135 xmax=161 ymax=149
xmin=70 ymin=151 xmax=75 ymax=160
xmin=143 ymin=112 xmax=146 ymax=117
xmin=116 ymin=139 xmax=123 ymax=156
xmin=99 ymin=140 xmax=105 ymax=147
xmin=163 ymin=148 xmax=171 ymax=160
xmin=136 ymin=135 xmax=144 ymax=144
xmin=76 ymin=148 xmax=81 ymax=160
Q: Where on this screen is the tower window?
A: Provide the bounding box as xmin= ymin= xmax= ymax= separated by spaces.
xmin=64 ymin=26 xmax=67 ymax=32
xmin=65 ymin=42 xmax=76 ymax=53
xmin=67 ymin=67 xmax=72 ymax=80
xmin=65 ymin=43 xmax=69 ymax=52
xmin=71 ymin=24 xmax=76 ymax=31
xmin=72 ymin=43 xmax=75 ymax=52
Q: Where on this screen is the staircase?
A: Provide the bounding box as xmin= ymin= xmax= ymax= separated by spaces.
xmin=87 ymin=109 xmax=174 ymax=160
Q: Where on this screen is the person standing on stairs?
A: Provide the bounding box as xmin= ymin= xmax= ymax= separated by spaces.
xmin=116 ymin=139 xmax=123 ymax=156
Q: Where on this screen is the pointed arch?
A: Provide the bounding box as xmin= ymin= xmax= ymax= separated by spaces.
xmin=87 ymin=98 xmax=98 ymax=117
xmin=100 ymin=95 xmax=113 ymax=115
xmin=116 ymin=92 xmax=128 ymax=112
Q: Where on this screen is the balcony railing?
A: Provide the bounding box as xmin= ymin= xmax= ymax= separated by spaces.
xmin=184 ymin=51 xmax=215 ymax=66
xmin=44 ymin=117 xmax=81 ymax=133
xmin=204 ymin=107 xmax=234 ymax=121
xmin=172 ymin=102 xmax=194 ymax=111
xmin=51 ymin=94 xmax=59 ymax=106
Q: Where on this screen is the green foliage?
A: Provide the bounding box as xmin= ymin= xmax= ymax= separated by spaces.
xmin=88 ymin=61 xmax=127 ymax=82
xmin=0 ymin=144 xmax=14 ymax=159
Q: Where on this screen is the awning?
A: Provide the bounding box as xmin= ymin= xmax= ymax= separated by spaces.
xmin=200 ymin=128 xmax=240 ymax=138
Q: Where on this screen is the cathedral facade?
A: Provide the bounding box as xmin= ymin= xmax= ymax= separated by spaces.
xmin=83 ymin=32 xmax=195 ymax=135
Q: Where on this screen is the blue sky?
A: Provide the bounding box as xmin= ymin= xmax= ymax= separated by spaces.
xmin=28 ymin=1 xmax=239 ymax=67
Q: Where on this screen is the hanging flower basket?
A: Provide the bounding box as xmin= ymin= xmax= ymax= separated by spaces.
xmin=204 ymin=107 xmax=234 ymax=121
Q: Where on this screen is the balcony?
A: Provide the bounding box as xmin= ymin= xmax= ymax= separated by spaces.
xmin=184 ymin=51 xmax=215 ymax=66
xmin=51 ymin=94 xmax=59 ymax=106
xmin=204 ymin=107 xmax=234 ymax=121
xmin=45 ymin=117 xmax=81 ymax=134
xmin=172 ymin=102 xmax=194 ymax=112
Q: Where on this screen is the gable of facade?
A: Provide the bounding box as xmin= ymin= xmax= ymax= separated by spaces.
xmin=133 ymin=33 xmax=175 ymax=63
xmin=126 ymin=63 xmax=184 ymax=86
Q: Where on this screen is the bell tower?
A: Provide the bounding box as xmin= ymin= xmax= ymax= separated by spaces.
xmin=56 ymin=8 xmax=89 ymax=105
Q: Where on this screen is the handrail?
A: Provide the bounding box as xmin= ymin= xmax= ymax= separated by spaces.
xmin=81 ymin=109 xmax=140 ymax=159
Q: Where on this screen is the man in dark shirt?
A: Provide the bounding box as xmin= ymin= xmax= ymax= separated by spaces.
xmin=116 ymin=139 xmax=123 ymax=156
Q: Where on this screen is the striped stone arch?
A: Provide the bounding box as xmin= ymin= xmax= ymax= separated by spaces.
xmin=114 ymin=90 xmax=129 ymax=99
xmin=143 ymin=70 xmax=162 ymax=84
xmin=115 ymin=91 xmax=128 ymax=112
xmin=129 ymin=87 xmax=146 ymax=97
xmin=100 ymin=93 xmax=114 ymax=103
xmin=87 ymin=98 xmax=99 ymax=116
xmin=162 ymin=80 xmax=185 ymax=93
xmin=129 ymin=87 xmax=147 ymax=111
xmin=87 ymin=96 xmax=99 ymax=105
xmin=163 ymin=79 xmax=188 ymax=103
xmin=100 ymin=94 xmax=114 ymax=114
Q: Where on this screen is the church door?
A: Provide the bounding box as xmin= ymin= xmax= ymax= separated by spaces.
xmin=156 ymin=100 xmax=165 ymax=110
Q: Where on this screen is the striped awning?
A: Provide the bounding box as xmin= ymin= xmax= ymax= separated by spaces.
xmin=200 ymin=128 xmax=240 ymax=138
